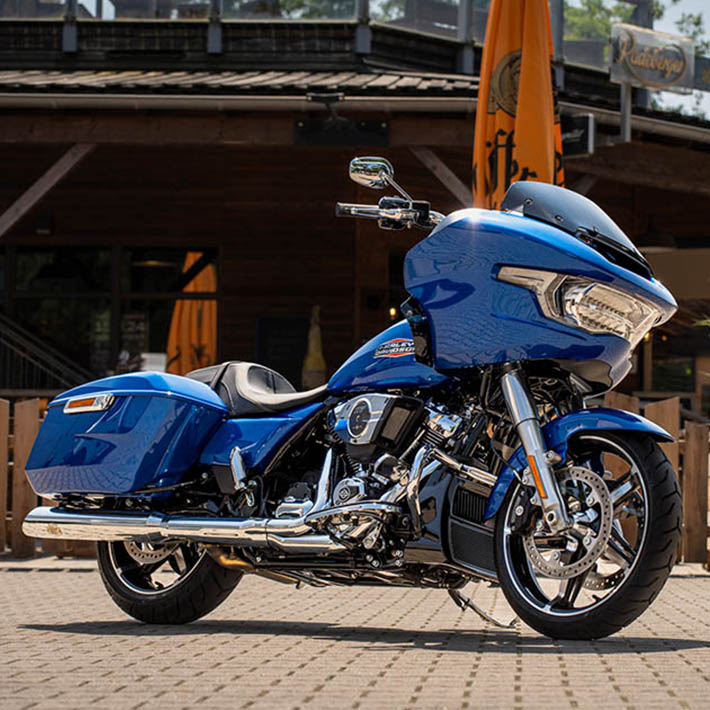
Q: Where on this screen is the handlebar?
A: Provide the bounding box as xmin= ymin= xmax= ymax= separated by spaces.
xmin=335 ymin=197 xmax=443 ymax=230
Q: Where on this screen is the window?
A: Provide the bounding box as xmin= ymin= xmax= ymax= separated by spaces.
xmin=2 ymin=246 xmax=218 ymax=378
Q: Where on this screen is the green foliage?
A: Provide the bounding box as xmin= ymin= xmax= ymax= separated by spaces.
xmin=676 ymin=10 xmax=710 ymax=54
xmin=563 ymin=0 xmax=633 ymax=41
xmin=223 ymin=0 xmax=356 ymax=19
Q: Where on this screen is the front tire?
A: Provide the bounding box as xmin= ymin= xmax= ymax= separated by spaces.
xmin=97 ymin=541 xmax=243 ymax=624
xmin=494 ymin=432 xmax=681 ymax=639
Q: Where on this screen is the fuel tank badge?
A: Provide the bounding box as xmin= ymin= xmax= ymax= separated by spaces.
xmin=374 ymin=338 xmax=415 ymax=358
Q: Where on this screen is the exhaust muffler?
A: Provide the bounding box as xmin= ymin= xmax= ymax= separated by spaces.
xmin=22 ymin=506 xmax=345 ymax=554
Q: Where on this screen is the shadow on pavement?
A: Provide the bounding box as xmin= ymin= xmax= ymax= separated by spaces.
xmin=21 ymin=619 xmax=710 ymax=653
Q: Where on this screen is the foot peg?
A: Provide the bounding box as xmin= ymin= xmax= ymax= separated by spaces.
xmin=448 ymin=589 xmax=519 ymax=629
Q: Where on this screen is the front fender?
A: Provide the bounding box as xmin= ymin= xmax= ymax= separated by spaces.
xmin=483 ymin=408 xmax=673 ymax=521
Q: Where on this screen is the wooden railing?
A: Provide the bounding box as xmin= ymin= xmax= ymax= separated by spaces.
xmin=2 ymin=395 xmax=708 ymax=565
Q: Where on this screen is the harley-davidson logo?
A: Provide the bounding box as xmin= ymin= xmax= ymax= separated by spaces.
xmin=374 ymin=338 xmax=415 ymax=358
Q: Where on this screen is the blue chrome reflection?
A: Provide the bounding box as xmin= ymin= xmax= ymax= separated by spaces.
xmin=51 ymin=371 xmax=228 ymax=413
xmin=200 ymin=402 xmax=324 ymax=473
xmin=405 ymin=209 xmax=677 ymax=384
xmin=483 ymin=408 xmax=674 ymax=520
xmin=328 ymin=320 xmax=448 ymax=393
xmin=26 ymin=391 xmax=224 ymax=495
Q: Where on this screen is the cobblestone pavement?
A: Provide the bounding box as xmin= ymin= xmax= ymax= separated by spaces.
xmin=2 ymin=557 xmax=710 ymax=710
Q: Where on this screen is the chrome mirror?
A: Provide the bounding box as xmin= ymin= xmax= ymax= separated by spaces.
xmin=349 ymin=157 xmax=395 ymax=190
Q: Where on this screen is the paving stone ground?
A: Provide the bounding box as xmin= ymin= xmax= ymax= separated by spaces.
xmin=1 ymin=556 xmax=710 ymax=710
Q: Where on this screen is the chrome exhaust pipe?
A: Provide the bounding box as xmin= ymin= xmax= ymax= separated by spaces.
xmin=23 ymin=449 xmax=344 ymax=555
xmin=22 ymin=506 xmax=345 ymax=553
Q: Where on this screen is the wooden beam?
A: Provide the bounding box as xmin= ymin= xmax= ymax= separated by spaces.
xmin=565 ymin=141 xmax=710 ymax=197
xmin=0 ymin=113 xmax=474 ymax=147
xmin=11 ymin=398 xmax=39 ymax=559
xmin=410 ymin=146 xmax=471 ymax=208
xmin=0 ymin=143 xmax=95 ymax=239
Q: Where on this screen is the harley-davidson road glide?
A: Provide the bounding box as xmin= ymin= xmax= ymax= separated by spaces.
xmin=23 ymin=158 xmax=681 ymax=639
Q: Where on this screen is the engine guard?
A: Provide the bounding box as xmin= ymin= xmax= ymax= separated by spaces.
xmin=483 ymin=407 xmax=674 ymax=521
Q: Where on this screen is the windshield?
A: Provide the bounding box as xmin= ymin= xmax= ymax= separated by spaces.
xmin=501 ymin=182 xmax=648 ymax=274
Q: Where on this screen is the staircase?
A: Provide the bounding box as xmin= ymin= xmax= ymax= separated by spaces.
xmin=0 ymin=313 xmax=94 ymax=397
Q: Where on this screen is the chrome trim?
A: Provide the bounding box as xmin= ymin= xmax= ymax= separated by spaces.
xmin=500 ymin=368 xmax=569 ymax=530
xmin=313 ymin=449 xmax=333 ymax=511
xmin=229 ymin=446 xmax=254 ymax=505
xmin=403 ymin=448 xmax=441 ymax=538
xmin=22 ymin=506 xmax=347 ymax=554
xmin=63 ymin=393 xmax=115 ymax=414
xmin=429 ymin=449 xmax=497 ymax=488
xmin=22 ymin=450 xmax=344 ymax=555
xmin=306 ymin=501 xmax=400 ymax=527
xmin=333 ymin=394 xmax=397 ymax=446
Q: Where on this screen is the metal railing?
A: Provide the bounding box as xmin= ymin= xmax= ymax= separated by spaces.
xmin=0 ymin=313 xmax=94 ymax=397
xmin=0 ymin=0 xmax=657 ymax=68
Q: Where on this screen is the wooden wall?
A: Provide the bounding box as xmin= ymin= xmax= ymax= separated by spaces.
xmin=0 ymin=137 xmax=470 ymax=379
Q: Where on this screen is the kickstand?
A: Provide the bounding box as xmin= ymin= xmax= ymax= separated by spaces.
xmin=448 ymin=589 xmax=519 ymax=629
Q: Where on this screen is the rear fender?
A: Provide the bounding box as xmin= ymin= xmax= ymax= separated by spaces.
xmin=483 ymin=408 xmax=673 ymax=521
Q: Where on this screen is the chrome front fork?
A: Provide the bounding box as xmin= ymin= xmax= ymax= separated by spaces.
xmin=500 ymin=368 xmax=570 ymax=531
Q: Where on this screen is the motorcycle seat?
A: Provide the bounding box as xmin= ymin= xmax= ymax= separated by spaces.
xmin=186 ymin=361 xmax=328 ymax=417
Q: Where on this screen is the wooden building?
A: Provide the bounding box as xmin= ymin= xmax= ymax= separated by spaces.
xmin=1 ymin=8 xmax=710 ymax=410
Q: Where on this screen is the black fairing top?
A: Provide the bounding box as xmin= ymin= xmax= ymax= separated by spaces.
xmin=501 ymin=182 xmax=652 ymax=279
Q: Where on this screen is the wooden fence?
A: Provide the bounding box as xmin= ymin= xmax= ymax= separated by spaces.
xmin=1 ymin=394 xmax=708 ymax=565
xmin=1 ymin=398 xmax=94 ymax=558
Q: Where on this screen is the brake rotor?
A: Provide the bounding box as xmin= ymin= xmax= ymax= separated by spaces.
xmin=124 ymin=541 xmax=178 ymax=565
xmin=522 ymin=467 xmax=614 ymax=579
xmin=583 ymin=567 xmax=626 ymax=590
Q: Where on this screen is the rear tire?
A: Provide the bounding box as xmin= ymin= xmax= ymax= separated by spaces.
xmin=494 ymin=432 xmax=681 ymax=639
xmin=97 ymin=541 xmax=242 ymax=624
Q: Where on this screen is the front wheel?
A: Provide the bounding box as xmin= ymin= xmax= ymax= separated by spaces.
xmin=494 ymin=432 xmax=681 ymax=639
xmin=97 ymin=541 xmax=243 ymax=624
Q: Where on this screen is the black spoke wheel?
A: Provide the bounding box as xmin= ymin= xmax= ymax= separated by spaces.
xmin=97 ymin=540 xmax=243 ymax=624
xmin=494 ymin=432 xmax=681 ymax=639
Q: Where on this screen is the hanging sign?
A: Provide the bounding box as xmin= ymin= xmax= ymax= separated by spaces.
xmin=610 ymin=24 xmax=695 ymax=94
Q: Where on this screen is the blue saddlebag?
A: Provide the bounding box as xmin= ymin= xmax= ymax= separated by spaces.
xmin=25 ymin=372 xmax=227 ymax=495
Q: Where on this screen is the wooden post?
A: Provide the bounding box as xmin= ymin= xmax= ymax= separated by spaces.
xmin=0 ymin=399 xmax=8 ymax=552
xmin=11 ymin=399 xmax=39 ymax=558
xmin=683 ymin=422 xmax=709 ymax=563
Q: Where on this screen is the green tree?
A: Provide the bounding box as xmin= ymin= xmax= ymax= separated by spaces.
xmin=563 ymin=0 xmax=634 ymax=41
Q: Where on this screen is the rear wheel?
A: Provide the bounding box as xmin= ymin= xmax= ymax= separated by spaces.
xmin=97 ymin=541 xmax=242 ymax=624
xmin=494 ymin=432 xmax=681 ymax=639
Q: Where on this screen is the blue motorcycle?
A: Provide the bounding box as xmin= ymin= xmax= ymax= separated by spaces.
xmin=24 ymin=157 xmax=681 ymax=639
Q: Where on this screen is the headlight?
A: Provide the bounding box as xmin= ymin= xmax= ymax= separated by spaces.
xmin=498 ymin=266 xmax=661 ymax=347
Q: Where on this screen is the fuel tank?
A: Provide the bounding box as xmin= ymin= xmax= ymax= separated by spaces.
xmin=327 ymin=321 xmax=448 ymax=394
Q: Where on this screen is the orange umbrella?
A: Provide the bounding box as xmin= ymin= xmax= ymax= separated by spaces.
xmin=473 ymin=0 xmax=564 ymax=209
xmin=166 ymin=252 xmax=217 ymax=375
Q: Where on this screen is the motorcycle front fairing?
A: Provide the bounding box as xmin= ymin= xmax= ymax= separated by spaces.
xmin=404 ymin=207 xmax=676 ymax=391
